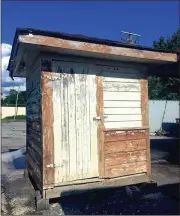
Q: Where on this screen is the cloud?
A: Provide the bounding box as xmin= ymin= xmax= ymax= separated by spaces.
xmin=1 ymin=43 xmax=26 ymax=96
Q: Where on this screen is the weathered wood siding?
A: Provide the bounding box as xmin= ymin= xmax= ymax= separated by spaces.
xmin=102 ymin=67 xmax=143 ymax=129
xmin=38 ymin=55 xmax=150 ymax=184
xmin=26 ymin=58 xmax=42 ymax=190
xmin=100 ymin=66 xmax=149 ymax=178
xmin=49 ymin=61 xmax=99 ymax=184
xmin=104 ymin=129 xmax=148 ymax=178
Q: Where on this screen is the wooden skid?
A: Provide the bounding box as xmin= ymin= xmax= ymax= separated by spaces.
xmin=44 ymin=173 xmax=150 ymax=199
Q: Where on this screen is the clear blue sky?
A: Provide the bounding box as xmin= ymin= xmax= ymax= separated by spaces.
xmin=2 ymin=1 xmax=179 ymax=47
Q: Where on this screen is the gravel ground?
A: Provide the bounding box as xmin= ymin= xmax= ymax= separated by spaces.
xmin=1 ymin=121 xmax=180 ymax=215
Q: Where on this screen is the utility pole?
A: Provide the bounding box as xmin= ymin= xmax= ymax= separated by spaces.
xmin=14 ymin=86 xmax=20 ymax=120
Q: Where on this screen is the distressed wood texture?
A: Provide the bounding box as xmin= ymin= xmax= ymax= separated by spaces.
xmin=104 ymin=129 xmax=148 ymax=142
xmin=140 ymin=79 xmax=151 ymax=177
xmin=105 ymin=150 xmax=147 ymax=166
xmin=106 ymin=162 xmax=147 ymax=178
xmin=26 ymin=58 xmax=43 ymax=190
xmin=96 ymin=75 xmax=105 ymax=178
xmin=104 ymin=129 xmax=149 ymax=178
xmin=41 ymin=70 xmax=54 ymax=189
xmin=140 ymin=79 xmax=149 ymax=127
xmin=19 ymin=34 xmax=177 ymax=62
xmin=102 ymin=68 xmax=143 ymax=129
xmin=51 ymin=61 xmax=99 ymax=184
xmin=104 ymin=139 xmax=146 ymax=154
xmin=101 ymin=66 xmax=150 ymax=178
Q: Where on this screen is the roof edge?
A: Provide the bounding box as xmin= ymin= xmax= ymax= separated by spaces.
xmin=8 ymin=27 xmax=179 ymax=77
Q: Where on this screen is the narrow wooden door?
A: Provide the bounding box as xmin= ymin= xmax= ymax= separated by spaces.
xmin=51 ymin=61 xmax=99 ymax=184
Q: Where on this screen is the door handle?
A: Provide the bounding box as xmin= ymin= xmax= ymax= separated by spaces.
xmin=93 ymin=116 xmax=101 ymax=121
xmin=93 ymin=116 xmax=108 ymax=121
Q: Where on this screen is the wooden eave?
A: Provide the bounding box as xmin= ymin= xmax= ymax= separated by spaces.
xmin=9 ymin=33 xmax=179 ymax=78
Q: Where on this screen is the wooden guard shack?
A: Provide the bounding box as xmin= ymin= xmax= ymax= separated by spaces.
xmin=7 ymin=28 xmax=179 ymax=210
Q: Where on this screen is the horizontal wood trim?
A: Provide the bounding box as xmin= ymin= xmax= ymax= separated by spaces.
xmin=104 ymin=127 xmax=149 ymax=131
xmin=104 ymin=92 xmax=141 ymax=101
xmin=103 ymin=72 xmax=142 ymax=81
xmin=104 ymin=121 xmax=142 ymax=129
xmin=103 ymin=100 xmax=141 ymax=108
xmin=104 ymin=107 xmax=141 ymax=115
xmin=105 ymin=150 xmax=147 ymax=166
xmin=104 ymin=129 xmax=148 ymax=142
xmin=104 ymin=139 xmax=146 ymax=154
xmin=105 ymin=161 xmax=147 ymax=178
xmin=104 ymin=114 xmax=142 ymax=122
xmin=103 ymin=82 xmax=140 ymax=92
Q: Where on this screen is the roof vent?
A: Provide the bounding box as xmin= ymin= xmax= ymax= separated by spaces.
xmin=120 ymin=31 xmax=141 ymax=44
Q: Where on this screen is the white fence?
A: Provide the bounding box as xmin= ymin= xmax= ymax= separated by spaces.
xmin=149 ymin=100 xmax=179 ymax=133
xmin=1 ymin=101 xmax=179 ymax=133
xmin=1 ymin=107 xmax=26 ymax=119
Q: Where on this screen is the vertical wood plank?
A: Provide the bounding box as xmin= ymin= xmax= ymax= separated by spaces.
xmin=82 ymin=69 xmax=89 ymax=178
xmin=63 ymin=73 xmax=69 ymax=182
xmin=96 ymin=74 xmax=105 ymax=178
xmin=86 ymin=73 xmax=93 ymax=177
xmin=81 ymin=71 xmax=85 ymax=178
xmin=68 ymin=71 xmax=77 ymax=181
xmin=75 ymin=73 xmax=83 ymax=179
xmin=60 ymin=75 xmax=66 ymax=182
xmin=89 ymin=73 xmax=99 ymax=177
xmin=141 ymin=79 xmax=151 ymax=177
xmin=51 ymin=61 xmax=99 ymax=183
xmin=53 ymin=74 xmax=63 ymax=183
xmin=141 ymin=79 xmax=149 ymax=127
xmin=41 ymin=71 xmax=54 ymax=188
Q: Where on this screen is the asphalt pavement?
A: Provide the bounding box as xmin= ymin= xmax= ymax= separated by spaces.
xmin=1 ymin=121 xmax=180 ymax=215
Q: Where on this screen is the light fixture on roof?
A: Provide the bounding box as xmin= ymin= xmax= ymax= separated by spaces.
xmin=120 ymin=31 xmax=141 ymax=45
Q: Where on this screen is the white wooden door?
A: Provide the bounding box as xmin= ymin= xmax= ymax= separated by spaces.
xmin=52 ymin=61 xmax=99 ymax=184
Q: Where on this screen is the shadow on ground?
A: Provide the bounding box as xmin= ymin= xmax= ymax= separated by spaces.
xmin=150 ymin=137 xmax=179 ymax=165
xmin=50 ymin=183 xmax=180 ymax=215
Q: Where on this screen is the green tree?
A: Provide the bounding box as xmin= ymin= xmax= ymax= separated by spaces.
xmin=3 ymin=89 xmax=26 ymax=106
xmin=148 ymin=29 xmax=180 ymax=100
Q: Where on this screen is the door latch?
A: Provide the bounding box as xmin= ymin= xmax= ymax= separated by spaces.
xmin=93 ymin=116 xmax=108 ymax=121
xmin=93 ymin=116 xmax=101 ymax=121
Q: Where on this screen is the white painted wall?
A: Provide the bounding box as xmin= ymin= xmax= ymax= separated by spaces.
xmin=1 ymin=107 xmax=26 ymax=119
xmin=149 ymin=100 xmax=179 ymax=133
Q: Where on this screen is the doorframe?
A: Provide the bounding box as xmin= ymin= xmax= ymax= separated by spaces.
xmin=96 ymin=72 xmax=105 ymax=178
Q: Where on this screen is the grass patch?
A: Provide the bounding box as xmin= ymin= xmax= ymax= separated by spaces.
xmin=2 ymin=115 xmax=26 ymax=122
